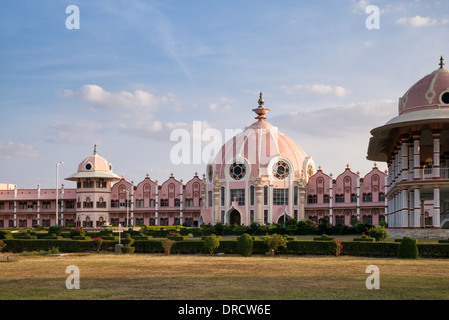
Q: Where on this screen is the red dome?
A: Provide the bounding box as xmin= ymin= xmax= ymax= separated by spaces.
xmin=399 ymin=60 xmax=449 ymax=115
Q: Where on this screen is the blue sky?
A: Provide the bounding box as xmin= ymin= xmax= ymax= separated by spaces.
xmin=0 ymin=0 xmax=448 ymax=188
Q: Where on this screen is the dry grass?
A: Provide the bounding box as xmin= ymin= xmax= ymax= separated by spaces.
xmin=0 ymin=253 xmax=448 ymax=300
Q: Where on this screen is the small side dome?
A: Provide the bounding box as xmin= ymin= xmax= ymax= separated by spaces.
xmin=66 ymin=145 xmax=121 ymax=181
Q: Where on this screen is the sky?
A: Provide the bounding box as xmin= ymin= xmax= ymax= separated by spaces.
xmin=0 ymin=0 xmax=448 ymax=189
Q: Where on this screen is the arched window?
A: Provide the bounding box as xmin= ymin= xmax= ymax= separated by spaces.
xmin=220 ymin=186 xmax=225 ymax=206
xmin=250 ymin=185 xmax=255 ymax=206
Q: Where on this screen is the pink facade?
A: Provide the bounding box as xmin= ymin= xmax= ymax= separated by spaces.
xmin=0 ymin=91 xmax=395 ymax=229
xmin=305 ymin=165 xmax=386 ymax=226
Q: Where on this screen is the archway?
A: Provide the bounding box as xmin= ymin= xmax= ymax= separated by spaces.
xmin=229 ymin=209 xmax=241 ymax=225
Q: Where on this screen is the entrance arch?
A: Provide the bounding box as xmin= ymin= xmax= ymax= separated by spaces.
xmin=226 ymin=208 xmax=241 ymax=225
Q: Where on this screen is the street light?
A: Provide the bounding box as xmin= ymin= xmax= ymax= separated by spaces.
xmin=56 ymin=161 xmax=64 ymax=226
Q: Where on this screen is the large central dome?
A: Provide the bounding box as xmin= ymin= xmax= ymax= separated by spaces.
xmin=207 ymin=93 xmax=315 ymax=183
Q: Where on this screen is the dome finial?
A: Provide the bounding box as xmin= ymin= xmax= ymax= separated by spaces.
xmin=93 ymin=144 xmax=97 ymax=155
xmin=258 ymin=92 xmax=264 ymax=107
xmin=439 ymin=56 xmax=445 ymax=69
xmin=252 ymin=92 xmax=270 ymax=120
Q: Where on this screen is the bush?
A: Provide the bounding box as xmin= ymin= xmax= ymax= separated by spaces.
xmin=0 ymin=240 xmax=6 ymax=252
xmin=204 ymin=234 xmax=220 ymax=255
xmin=353 ymin=235 xmax=375 ymax=242
xmin=121 ymin=246 xmax=135 ymax=254
xmin=48 ymin=225 xmax=63 ymax=236
xmin=163 ymin=239 xmax=174 ymax=255
xmin=398 ymin=237 xmax=419 ymax=259
xmin=313 ymin=234 xmax=335 ymax=241
xmin=367 ymin=226 xmax=389 ymax=242
xmin=70 ymin=227 xmax=86 ymax=238
xmin=237 ymin=233 xmax=254 ymax=257
xmin=0 ymin=230 xmax=14 ymax=240
xmin=264 ymin=234 xmax=287 ymax=255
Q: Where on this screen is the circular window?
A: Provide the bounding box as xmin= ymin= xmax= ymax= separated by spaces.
xmin=272 ymin=160 xmax=290 ymax=180
xmin=85 ymin=163 xmax=92 ymax=170
xmin=441 ymin=92 xmax=449 ymax=104
xmin=207 ymin=165 xmax=213 ymax=182
xmin=229 ymin=163 xmax=246 ymax=180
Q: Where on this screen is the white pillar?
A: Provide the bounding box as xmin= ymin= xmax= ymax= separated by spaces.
xmin=434 ymin=186 xmax=441 ymax=228
xmin=433 ymin=132 xmax=440 ymax=178
xmin=413 ymin=134 xmax=421 ymax=180
xmin=155 ymin=184 xmax=159 ymax=226
xmin=401 ymin=188 xmax=408 ymax=228
xmin=401 ymin=139 xmax=409 ymax=181
xmin=414 ymin=187 xmax=421 ymax=228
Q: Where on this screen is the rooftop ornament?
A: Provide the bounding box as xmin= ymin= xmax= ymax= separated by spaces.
xmin=252 ymin=92 xmax=270 ymax=120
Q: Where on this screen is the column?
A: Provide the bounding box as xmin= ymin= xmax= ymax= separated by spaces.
xmin=37 ymin=184 xmax=41 ymax=226
xmin=255 ymin=182 xmax=263 ymax=224
xmin=179 ymin=183 xmax=183 ymax=225
xmin=60 ymin=184 xmax=64 ymax=226
xmin=155 ymin=184 xmax=159 ymax=226
xmin=400 ymin=136 xmax=409 ymax=181
xmin=401 ymin=188 xmax=409 ymax=228
xmin=433 ymin=130 xmax=441 ymax=179
xmin=414 ymin=187 xmax=421 ymax=228
xmin=213 ymin=183 xmax=220 ymax=224
xmin=413 ymin=132 xmax=421 ymax=180
xmin=130 ymin=184 xmax=134 ymax=226
xmin=329 ymin=175 xmax=333 ymax=223
xmin=434 ymin=185 xmax=441 ymax=228
xmin=356 ymin=174 xmax=360 ymax=220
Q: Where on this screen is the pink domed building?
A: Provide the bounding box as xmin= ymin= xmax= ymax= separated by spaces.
xmin=368 ymin=57 xmax=449 ymax=229
xmin=203 ymin=93 xmax=317 ymax=226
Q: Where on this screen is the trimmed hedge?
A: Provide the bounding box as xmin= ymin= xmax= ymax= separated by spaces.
xmin=2 ymin=238 xmax=449 ymax=258
xmin=341 ymin=241 xmax=400 ymax=257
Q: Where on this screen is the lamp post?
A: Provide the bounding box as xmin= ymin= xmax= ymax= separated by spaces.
xmin=125 ymin=189 xmax=129 ymax=227
xmin=56 ymin=161 xmax=64 ymax=226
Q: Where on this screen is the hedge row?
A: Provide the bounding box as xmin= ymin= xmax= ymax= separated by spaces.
xmin=2 ymin=238 xmax=449 ymax=258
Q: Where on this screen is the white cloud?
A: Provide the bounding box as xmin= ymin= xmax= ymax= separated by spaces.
xmin=0 ymin=141 xmax=39 ymax=159
xmin=280 ymin=84 xmax=351 ymax=97
xmin=60 ymin=84 xmax=170 ymax=111
xmin=396 ymin=15 xmax=440 ymax=27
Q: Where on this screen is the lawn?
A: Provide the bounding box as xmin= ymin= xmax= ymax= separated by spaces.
xmin=0 ymin=253 xmax=448 ymax=300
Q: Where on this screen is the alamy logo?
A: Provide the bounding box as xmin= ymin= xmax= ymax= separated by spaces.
xmin=365 ymin=265 xmax=380 ymax=289
xmin=66 ymin=5 xmax=80 ymax=30
xmin=65 ymin=265 xmax=80 ymax=289
xmin=365 ymin=5 xmax=380 ymax=29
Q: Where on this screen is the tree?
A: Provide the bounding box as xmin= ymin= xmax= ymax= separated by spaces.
xmin=367 ymin=226 xmax=389 ymax=242
xmin=204 ymin=234 xmax=220 ymax=255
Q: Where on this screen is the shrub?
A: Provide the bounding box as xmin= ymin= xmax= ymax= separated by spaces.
xmin=163 ymin=239 xmax=174 ymax=255
xmin=367 ymin=226 xmax=389 ymax=242
xmin=237 ymin=233 xmax=254 ymax=257
xmin=264 ymin=233 xmax=287 ymax=255
xmin=0 ymin=240 xmax=6 ymax=252
xmin=249 ymin=222 xmax=261 ymax=235
xmin=92 ymin=237 xmax=104 ymax=253
xmin=121 ymin=247 xmax=135 ymax=254
xmin=70 ymin=227 xmax=86 ymax=238
xmin=353 ymin=235 xmax=375 ymax=242
xmin=313 ymin=234 xmax=335 ymax=241
xmin=48 ymin=225 xmax=63 ymax=236
xmin=398 ymin=237 xmax=419 ymax=259
xmin=204 ymin=234 xmax=220 ymax=255
xmin=0 ymin=230 xmax=14 ymax=240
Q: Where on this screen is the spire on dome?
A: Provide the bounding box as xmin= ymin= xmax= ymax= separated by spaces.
xmin=439 ymin=56 xmax=445 ymax=69
xmin=252 ymin=92 xmax=270 ymax=120
xmin=93 ymin=144 xmax=97 ymax=155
